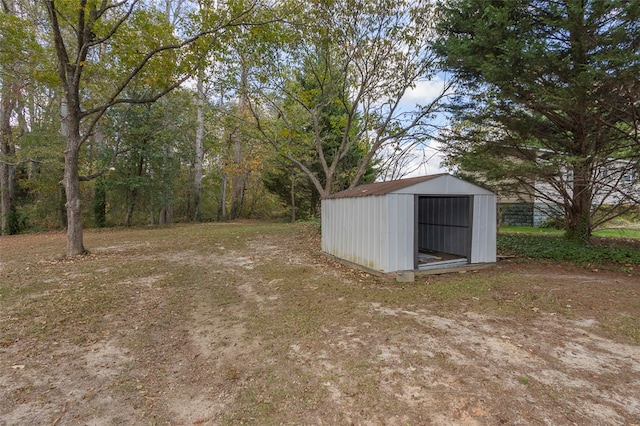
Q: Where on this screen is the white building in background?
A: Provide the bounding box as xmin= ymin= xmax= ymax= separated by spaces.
xmin=499 ymin=158 xmax=639 ymax=227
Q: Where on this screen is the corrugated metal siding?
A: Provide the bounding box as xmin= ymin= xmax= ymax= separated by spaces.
xmin=322 ymin=196 xmax=390 ymax=271
xmin=385 ymin=194 xmax=415 ymax=272
xmin=470 ymin=194 xmax=497 ymax=263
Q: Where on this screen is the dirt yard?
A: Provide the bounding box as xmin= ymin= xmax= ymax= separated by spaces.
xmin=1 ymin=223 xmax=639 ymax=425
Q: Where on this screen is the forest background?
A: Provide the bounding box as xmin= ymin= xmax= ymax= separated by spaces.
xmin=1 ymin=0 xmax=639 ymax=256
xmin=0 ymin=0 xmax=449 ymax=252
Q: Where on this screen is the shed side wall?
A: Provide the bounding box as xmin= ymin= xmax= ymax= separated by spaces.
xmin=385 ymin=193 xmax=415 ymax=272
xmin=470 ymin=194 xmax=497 ymax=263
xmin=321 ymin=196 xmax=389 ymax=271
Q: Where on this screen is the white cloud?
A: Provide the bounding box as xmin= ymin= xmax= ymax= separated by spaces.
xmin=393 ymin=76 xmax=454 ymax=177
xmin=402 ymin=142 xmax=448 ymax=177
xmin=399 ymin=76 xmax=452 ymax=108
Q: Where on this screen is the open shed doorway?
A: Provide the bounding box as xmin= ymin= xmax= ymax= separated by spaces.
xmin=416 ymin=196 xmax=472 ymax=270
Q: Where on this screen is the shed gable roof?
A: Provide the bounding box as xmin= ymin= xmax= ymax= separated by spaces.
xmin=326 ymin=173 xmax=449 ymax=199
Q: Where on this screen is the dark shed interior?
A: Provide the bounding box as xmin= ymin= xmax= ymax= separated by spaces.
xmin=417 ymin=196 xmax=472 ymax=266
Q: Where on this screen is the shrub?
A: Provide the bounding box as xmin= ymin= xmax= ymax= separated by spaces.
xmin=497 ymin=234 xmax=640 ymax=267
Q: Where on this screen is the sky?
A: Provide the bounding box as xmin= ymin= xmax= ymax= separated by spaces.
xmin=394 ymin=75 xmax=452 ymax=177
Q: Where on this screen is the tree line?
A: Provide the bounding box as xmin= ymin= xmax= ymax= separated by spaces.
xmin=1 ymin=0 xmax=639 ymax=255
xmin=1 ymin=0 xmax=447 ymax=256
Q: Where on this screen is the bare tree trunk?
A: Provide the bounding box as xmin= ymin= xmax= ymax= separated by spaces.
xmin=229 ymin=60 xmax=249 ymax=219
xmin=125 ymin=155 xmax=144 ymax=227
xmin=193 ymin=74 xmax=205 ymax=221
xmin=217 ymin=172 xmax=227 ymax=221
xmin=159 ymin=205 xmax=173 ymax=224
xmin=124 ymin=199 xmax=135 ymax=226
xmin=148 ymin=193 xmax=155 ymax=225
xmin=290 ymin=170 xmax=296 ymax=223
xmin=229 ymin=144 xmax=244 ymax=218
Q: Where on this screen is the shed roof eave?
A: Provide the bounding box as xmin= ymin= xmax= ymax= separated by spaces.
xmin=324 ymin=173 xmax=495 ymax=199
xmin=325 ymin=174 xmax=449 ymax=199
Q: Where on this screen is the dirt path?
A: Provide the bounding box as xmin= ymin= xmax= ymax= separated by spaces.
xmin=1 ymin=224 xmax=639 ymax=425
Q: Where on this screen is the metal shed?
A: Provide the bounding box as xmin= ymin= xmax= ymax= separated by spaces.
xmin=321 ymin=174 xmax=496 ymax=274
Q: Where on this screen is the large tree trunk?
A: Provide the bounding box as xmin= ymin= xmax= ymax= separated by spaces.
xmin=63 ymin=144 xmax=86 ymax=255
xmin=565 ymin=161 xmax=592 ymax=243
xmin=60 ymin=98 xmax=86 ymax=255
xmin=46 ymin=0 xmax=87 ymax=256
xmin=564 ymin=5 xmax=592 ymax=244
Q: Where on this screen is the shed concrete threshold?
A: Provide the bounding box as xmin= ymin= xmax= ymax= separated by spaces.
xmin=322 ymin=252 xmax=495 ymax=281
xmin=418 ymin=258 xmax=468 ymax=270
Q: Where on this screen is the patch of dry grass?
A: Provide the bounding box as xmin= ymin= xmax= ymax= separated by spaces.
xmin=1 ymin=223 xmax=640 ymax=425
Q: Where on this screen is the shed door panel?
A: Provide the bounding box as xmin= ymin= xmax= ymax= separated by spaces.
xmin=418 ymin=196 xmax=470 ymax=257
